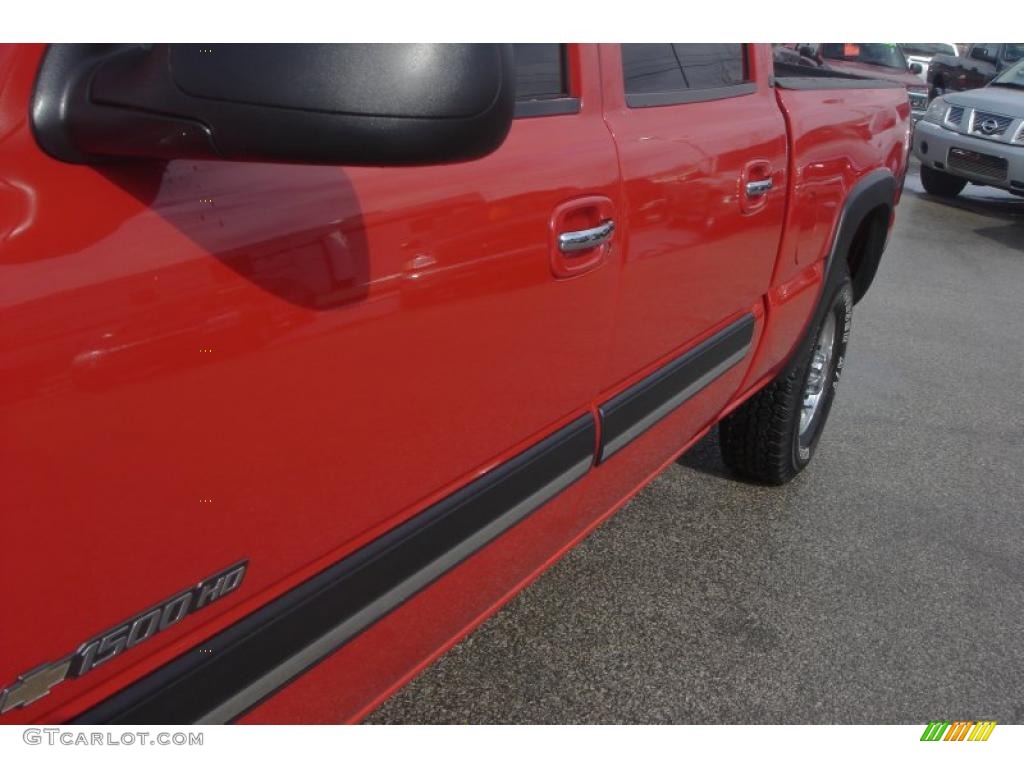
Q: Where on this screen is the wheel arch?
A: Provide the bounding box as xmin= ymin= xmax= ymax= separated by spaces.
xmin=825 ymin=168 xmax=896 ymax=304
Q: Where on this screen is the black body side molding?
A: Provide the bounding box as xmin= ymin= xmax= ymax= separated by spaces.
xmin=68 ymin=312 xmax=773 ymax=723
xmin=73 ymin=415 xmax=595 ymax=724
xmin=598 ymin=314 xmax=755 ymax=462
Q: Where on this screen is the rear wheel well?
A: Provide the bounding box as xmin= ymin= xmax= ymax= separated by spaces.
xmin=845 ymin=204 xmax=889 ymax=303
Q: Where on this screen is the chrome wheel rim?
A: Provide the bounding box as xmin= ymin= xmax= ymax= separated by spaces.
xmin=799 ymin=312 xmax=837 ymax=438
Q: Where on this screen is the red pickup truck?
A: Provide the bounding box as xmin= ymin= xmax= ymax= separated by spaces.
xmin=0 ymin=43 xmax=909 ymax=724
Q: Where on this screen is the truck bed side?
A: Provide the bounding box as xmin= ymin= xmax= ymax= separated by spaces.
xmin=737 ymin=78 xmax=910 ymax=395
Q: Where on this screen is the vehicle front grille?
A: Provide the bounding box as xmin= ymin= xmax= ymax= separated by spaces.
xmin=909 ymin=91 xmax=928 ymax=110
xmin=970 ymin=110 xmax=1014 ymax=138
xmin=945 ymin=106 xmax=965 ymax=127
xmin=947 ymin=147 xmax=1008 ymax=180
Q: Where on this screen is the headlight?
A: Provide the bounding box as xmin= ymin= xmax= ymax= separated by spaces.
xmin=921 ymin=96 xmax=948 ymax=125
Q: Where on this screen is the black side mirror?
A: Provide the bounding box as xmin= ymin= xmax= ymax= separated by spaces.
xmin=972 ymin=47 xmax=996 ymax=64
xmin=798 ymin=45 xmax=817 ymax=59
xmin=32 ymin=44 xmax=515 ymax=166
xmin=909 ymin=62 xmax=924 ymax=74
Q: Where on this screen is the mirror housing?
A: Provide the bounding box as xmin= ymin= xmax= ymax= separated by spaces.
xmin=909 ymin=61 xmax=924 ymax=74
xmin=971 ymin=46 xmax=996 ymax=64
xmin=32 ymin=44 xmax=515 ymax=166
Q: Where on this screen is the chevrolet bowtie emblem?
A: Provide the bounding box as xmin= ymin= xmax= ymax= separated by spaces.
xmin=0 ymin=659 xmax=72 ymax=714
xmin=0 ymin=559 xmax=247 ymax=715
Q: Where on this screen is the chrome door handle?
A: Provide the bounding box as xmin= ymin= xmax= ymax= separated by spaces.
xmin=558 ymin=219 xmax=615 ymax=253
xmin=745 ymin=179 xmax=773 ymax=197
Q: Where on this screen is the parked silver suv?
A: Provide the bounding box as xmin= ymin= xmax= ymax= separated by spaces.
xmin=914 ymin=59 xmax=1024 ymax=197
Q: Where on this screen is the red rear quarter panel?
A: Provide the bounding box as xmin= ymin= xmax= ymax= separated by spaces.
xmin=739 ymin=84 xmax=909 ymax=391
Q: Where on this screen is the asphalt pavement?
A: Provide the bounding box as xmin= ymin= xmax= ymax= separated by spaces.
xmin=368 ymin=164 xmax=1024 ymax=724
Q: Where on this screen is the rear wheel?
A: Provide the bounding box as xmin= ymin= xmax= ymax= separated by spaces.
xmin=920 ymin=165 xmax=967 ymax=197
xmin=719 ymin=267 xmax=853 ymax=484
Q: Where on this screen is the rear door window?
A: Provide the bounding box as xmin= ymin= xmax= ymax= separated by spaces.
xmin=621 ymin=44 xmax=752 ymax=107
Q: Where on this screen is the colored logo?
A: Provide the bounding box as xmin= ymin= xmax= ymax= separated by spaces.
xmin=921 ymin=720 xmax=996 ymax=741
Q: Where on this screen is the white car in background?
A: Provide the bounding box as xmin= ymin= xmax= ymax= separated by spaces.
xmin=902 ymin=43 xmax=959 ymax=81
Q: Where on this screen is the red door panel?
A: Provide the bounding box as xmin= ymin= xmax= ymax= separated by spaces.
xmin=573 ymin=45 xmax=785 ymax=537
xmin=596 ymin=44 xmax=787 ymax=394
xmin=0 ymin=44 xmax=620 ymax=723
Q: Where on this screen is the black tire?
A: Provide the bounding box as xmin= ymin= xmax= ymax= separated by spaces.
xmin=719 ymin=267 xmax=853 ymax=485
xmin=920 ymin=165 xmax=967 ymax=198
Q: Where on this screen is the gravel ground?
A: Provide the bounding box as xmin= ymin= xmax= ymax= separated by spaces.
xmin=368 ymin=164 xmax=1024 ymax=724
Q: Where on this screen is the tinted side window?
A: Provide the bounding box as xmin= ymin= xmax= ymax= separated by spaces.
xmin=622 ymin=44 xmax=748 ymax=95
xmin=971 ymin=45 xmax=998 ymax=61
xmin=514 ymin=44 xmax=568 ymax=100
xmin=1004 ymin=44 xmax=1024 ymax=62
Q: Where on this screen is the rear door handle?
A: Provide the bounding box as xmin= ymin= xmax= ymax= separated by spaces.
xmin=741 ymin=159 xmax=777 ymax=214
xmin=745 ymin=179 xmax=773 ymax=197
xmin=558 ymin=220 xmax=615 ymax=253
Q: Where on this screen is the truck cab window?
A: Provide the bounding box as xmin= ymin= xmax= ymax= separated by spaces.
xmin=513 ymin=44 xmax=567 ymax=100
xmin=621 ymin=44 xmax=751 ymax=107
xmin=513 ymin=44 xmax=578 ymax=117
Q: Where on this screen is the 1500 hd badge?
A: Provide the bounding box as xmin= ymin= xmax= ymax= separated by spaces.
xmin=0 ymin=560 xmax=248 ymax=715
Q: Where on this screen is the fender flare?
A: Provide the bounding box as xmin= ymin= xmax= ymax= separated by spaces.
xmin=824 ymin=167 xmax=896 ymax=303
